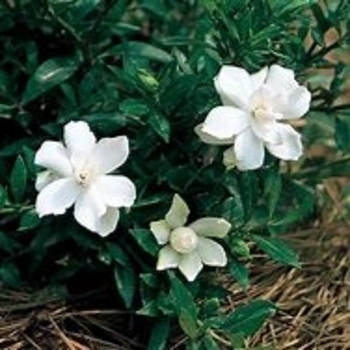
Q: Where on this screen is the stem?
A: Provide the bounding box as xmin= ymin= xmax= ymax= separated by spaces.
xmin=293 ymin=156 xmax=350 ymax=179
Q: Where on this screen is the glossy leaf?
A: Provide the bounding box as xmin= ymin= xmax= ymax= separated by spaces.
xmin=22 ymin=57 xmax=80 ymax=104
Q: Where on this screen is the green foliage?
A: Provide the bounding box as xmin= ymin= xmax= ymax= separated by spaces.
xmin=0 ymin=0 xmax=348 ymax=348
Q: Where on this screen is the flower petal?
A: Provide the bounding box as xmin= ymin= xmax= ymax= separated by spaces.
xmin=274 ymin=86 xmax=311 ymax=120
xmin=196 ymin=237 xmax=227 ymax=266
xmin=35 ymin=141 xmax=73 ymax=177
xmin=89 ymin=136 xmax=129 ymax=174
xmin=234 ymin=128 xmax=265 ymax=170
xmin=223 ymin=146 xmax=237 ymax=169
xmin=250 ymin=114 xmax=281 ymax=144
xmin=251 ymin=66 xmax=268 ymax=90
xmin=201 ymin=106 xmax=249 ymax=139
xmin=189 ymin=218 xmax=231 ymax=238
xmin=157 ymin=246 xmax=179 ymax=270
xmin=178 ymin=252 xmax=203 ymax=282
xmin=36 ymin=178 xmax=80 ymax=217
xmin=95 ymin=207 xmax=120 ymax=237
xmin=195 ymin=124 xmax=235 ymax=145
xmin=266 ymin=124 xmax=303 ymax=160
xmin=214 ymin=65 xmax=254 ymax=109
xmin=150 ymin=219 xmax=171 ymax=244
xmin=165 ymin=194 xmax=190 ymax=229
xmin=73 ymin=185 xmax=107 ymax=233
xmin=64 ymin=121 xmax=96 ymax=165
xmin=95 ymin=175 xmax=136 ymax=208
xmin=35 ymin=171 xmax=59 ymax=191
xmin=265 ymin=64 xmax=297 ymax=92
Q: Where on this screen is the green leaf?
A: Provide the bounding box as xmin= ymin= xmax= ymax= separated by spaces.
xmin=147 ymin=318 xmax=170 ymax=350
xmin=0 ymin=185 xmax=6 ymax=210
xmin=19 ymin=210 xmax=40 ymax=231
xmin=169 ymin=274 xmax=199 ymax=338
xmin=113 ymin=264 xmax=136 ymax=308
xmin=10 ymin=155 xmax=27 ymax=203
xmin=229 ymin=259 xmax=250 ymax=290
xmin=335 ymin=115 xmax=350 ymax=151
xmin=252 ymin=235 xmax=300 ymax=268
xmin=0 ymin=231 xmax=21 ymax=253
xmin=130 ymin=229 xmax=158 ymax=256
xmin=263 ymin=169 xmax=282 ymax=217
xmin=237 ymin=172 xmax=258 ymax=221
xmin=149 ymin=112 xmax=171 ymax=142
xmin=0 ymin=262 xmax=22 ymax=288
xmin=221 ymin=299 xmax=277 ymax=337
xmin=269 ymin=0 xmax=317 ymax=16
xmin=22 ymin=56 xmax=80 ymax=104
xmin=104 ymin=41 xmax=173 ymax=63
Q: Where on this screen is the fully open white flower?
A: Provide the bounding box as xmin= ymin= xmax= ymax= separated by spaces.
xmin=195 ymin=64 xmax=311 ymax=170
xmin=35 ymin=121 xmax=136 ymax=237
xmin=150 ymin=194 xmax=231 ymax=281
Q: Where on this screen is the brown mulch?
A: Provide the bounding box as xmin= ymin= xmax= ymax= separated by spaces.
xmin=225 ymin=222 xmax=350 ymax=350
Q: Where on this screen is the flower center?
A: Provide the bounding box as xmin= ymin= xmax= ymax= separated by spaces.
xmin=170 ymin=227 xmax=198 ymax=254
xmin=75 ymin=165 xmax=96 ymax=188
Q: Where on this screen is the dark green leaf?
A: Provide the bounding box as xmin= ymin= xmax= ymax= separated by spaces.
xmin=252 ymin=235 xmax=300 ymax=268
xmin=335 ymin=115 xmax=350 ymax=151
xmin=113 ymin=264 xmax=136 ymax=308
xmin=22 ymin=57 xmax=80 ymax=104
xmin=147 ymin=318 xmax=170 ymax=350
xmin=149 ymin=112 xmax=171 ymax=142
xmin=19 ymin=210 xmax=40 ymax=231
xmin=130 ymin=229 xmax=158 ymax=256
xmin=0 ymin=262 xmax=22 ymax=288
xmin=10 ymin=156 xmax=27 ymax=203
xmin=221 ymin=299 xmax=277 ymax=337
xmin=229 ymin=259 xmax=250 ymax=290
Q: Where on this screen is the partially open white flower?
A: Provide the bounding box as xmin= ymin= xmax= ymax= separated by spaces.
xmin=150 ymin=194 xmax=231 ymax=282
xmin=195 ymin=64 xmax=311 ymax=170
xmin=35 ymin=121 xmax=136 ymax=237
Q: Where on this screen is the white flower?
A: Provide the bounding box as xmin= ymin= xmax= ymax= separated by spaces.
xmin=150 ymin=194 xmax=231 ymax=282
xmin=35 ymin=121 xmax=136 ymax=237
xmin=195 ymin=64 xmax=311 ymax=170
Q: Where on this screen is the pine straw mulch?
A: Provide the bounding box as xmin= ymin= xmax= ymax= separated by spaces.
xmin=1 ymin=221 xmax=349 ymax=350
xmin=1 ymin=181 xmax=350 ymax=350
xmin=227 ymin=222 xmax=350 ymax=350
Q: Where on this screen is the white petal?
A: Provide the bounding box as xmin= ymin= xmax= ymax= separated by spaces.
xmin=266 ymin=124 xmax=303 ymax=160
xmin=201 ymin=106 xmax=249 ymax=139
xmin=89 ymin=136 xmax=129 ymax=174
xmin=35 ymin=171 xmax=59 ymax=191
xmin=95 ymin=207 xmax=120 ymax=237
xmin=265 ymin=64 xmax=297 ymax=92
xmin=214 ymin=66 xmax=254 ymax=109
xmin=64 ymin=121 xmax=96 ymax=162
xmin=189 ymin=218 xmax=231 ymax=238
xmin=223 ymin=146 xmax=237 ymax=169
xmin=250 ymin=114 xmax=281 ymax=144
xmin=195 ymin=124 xmax=235 ymax=145
xmin=234 ymin=128 xmax=265 ymax=170
xmin=165 ymin=194 xmax=190 ymax=229
xmin=150 ymin=220 xmax=171 ymax=244
xmin=35 ymin=141 xmax=73 ymax=177
xmin=178 ymin=252 xmax=203 ymax=282
xmin=273 ymin=86 xmax=311 ymax=120
xmin=95 ymin=175 xmax=136 ymax=208
xmin=251 ymin=66 xmax=268 ymax=90
xmin=157 ymin=245 xmax=179 ymax=270
xmin=196 ymin=237 xmax=227 ymax=266
xmin=36 ymin=178 xmax=80 ymax=217
xmin=73 ymin=185 xmax=107 ymax=233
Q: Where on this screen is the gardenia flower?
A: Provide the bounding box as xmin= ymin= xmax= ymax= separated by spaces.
xmin=150 ymin=194 xmax=231 ymax=281
xmin=35 ymin=121 xmax=136 ymax=237
xmin=195 ymin=64 xmax=311 ymax=170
